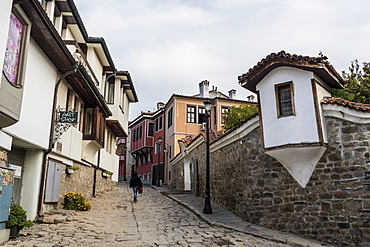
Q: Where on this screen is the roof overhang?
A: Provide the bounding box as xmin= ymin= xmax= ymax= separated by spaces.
xmin=20 ymin=0 xmax=76 ymax=73
xmin=55 ymin=0 xmax=116 ymax=71
xmin=106 ymin=120 xmax=127 ymax=137
xmin=117 ymin=71 xmax=139 ymax=103
xmin=238 ymin=50 xmax=345 ymax=93
xmin=20 ymin=0 xmax=112 ymax=118
xmin=66 ymin=65 xmax=112 ymax=117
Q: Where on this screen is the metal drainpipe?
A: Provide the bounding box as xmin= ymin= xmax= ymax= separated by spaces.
xmin=37 ymin=64 xmax=80 ymax=215
xmin=92 ymin=70 xmax=116 ymax=198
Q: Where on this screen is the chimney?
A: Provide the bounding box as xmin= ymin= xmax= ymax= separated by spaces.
xmin=228 ymin=89 xmax=236 ymax=99
xmin=199 ymin=80 xmax=210 ymax=98
xmin=157 ymin=102 xmax=165 ymax=109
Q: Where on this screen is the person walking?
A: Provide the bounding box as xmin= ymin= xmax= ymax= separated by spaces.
xmin=129 ymin=172 xmax=143 ymax=202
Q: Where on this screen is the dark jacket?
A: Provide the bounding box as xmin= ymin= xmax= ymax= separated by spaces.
xmin=130 ymin=175 xmax=143 ymax=188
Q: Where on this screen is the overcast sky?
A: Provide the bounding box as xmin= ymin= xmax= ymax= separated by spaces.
xmin=74 ymin=0 xmax=370 ymax=120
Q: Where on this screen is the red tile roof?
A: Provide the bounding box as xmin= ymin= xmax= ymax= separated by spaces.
xmin=238 ymin=50 xmax=344 ymax=93
xmin=200 ymin=129 xmax=224 ymax=144
xmin=179 ymin=129 xmax=224 ymax=147
xmin=179 ymin=135 xmax=196 ymax=147
xmin=321 ymin=97 xmax=370 ymax=112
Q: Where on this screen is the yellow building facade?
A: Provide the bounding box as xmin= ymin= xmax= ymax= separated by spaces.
xmin=164 ymin=81 xmax=255 ymax=185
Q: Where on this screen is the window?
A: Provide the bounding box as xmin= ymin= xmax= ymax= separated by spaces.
xmin=221 ymin=107 xmax=229 ymax=124
xmin=84 ymin=107 xmax=93 ymax=135
xmin=107 ymin=81 xmax=114 ymax=104
xmin=214 ymin=106 xmax=217 ymax=124
xmin=106 ymin=130 xmax=115 ymax=154
xmin=198 ymin=107 xmax=206 ymax=124
xmin=275 ymin=82 xmax=295 ymax=117
xmin=3 ymin=12 xmax=28 ymax=86
xmin=187 ymin=105 xmax=196 ymax=123
xmin=167 ymin=107 xmax=173 ymax=128
xmin=155 ymin=116 xmax=162 ymax=132
xmin=83 ymin=106 xmax=105 ymax=146
xmin=148 ymin=122 xmax=154 ymax=137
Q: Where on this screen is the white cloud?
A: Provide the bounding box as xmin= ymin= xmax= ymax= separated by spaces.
xmin=74 ymin=0 xmax=370 ymax=119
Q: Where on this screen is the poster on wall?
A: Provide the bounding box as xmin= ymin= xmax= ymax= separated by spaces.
xmin=3 ymin=13 xmax=23 ymax=84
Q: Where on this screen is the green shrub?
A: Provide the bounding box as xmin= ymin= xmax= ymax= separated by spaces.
xmin=6 ymin=204 xmax=34 ymax=228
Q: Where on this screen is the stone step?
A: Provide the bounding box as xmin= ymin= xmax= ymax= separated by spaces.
xmin=38 ymin=209 xmax=76 ymax=224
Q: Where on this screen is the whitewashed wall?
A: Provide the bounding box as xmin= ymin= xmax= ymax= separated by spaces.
xmin=256 ymin=66 xmax=319 ymax=148
xmin=4 ymin=38 xmax=57 ymax=148
xmin=313 ymin=75 xmax=332 ymax=143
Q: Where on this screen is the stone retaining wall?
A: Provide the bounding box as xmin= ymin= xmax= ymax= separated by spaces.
xmin=58 ymin=163 xmax=115 ymax=209
xmin=172 ymin=116 xmax=370 ymax=246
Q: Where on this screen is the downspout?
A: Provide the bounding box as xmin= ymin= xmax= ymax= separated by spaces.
xmin=37 ymin=64 xmax=79 ymax=215
xmin=92 ymin=70 xmax=117 ymax=198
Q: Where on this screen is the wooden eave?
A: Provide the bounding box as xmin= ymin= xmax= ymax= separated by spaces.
xmin=106 ymin=120 xmax=127 ymax=137
xmin=117 ymin=71 xmax=139 ymax=103
xmin=66 ymin=66 xmax=112 ymax=117
xmin=20 ymin=0 xmax=75 ymax=73
xmin=238 ymin=51 xmax=345 ymax=93
xmin=19 ymin=0 xmax=112 ymax=118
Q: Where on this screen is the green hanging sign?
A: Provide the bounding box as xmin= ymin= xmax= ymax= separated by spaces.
xmin=58 ymin=111 xmax=78 ymax=123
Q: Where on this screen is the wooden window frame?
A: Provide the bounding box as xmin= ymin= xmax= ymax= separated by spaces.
xmin=187 ymin=105 xmax=196 ymax=123
xmin=275 ymin=81 xmax=295 ymax=118
xmin=198 ymin=106 xmax=206 ymax=124
xmin=107 ymin=81 xmax=115 ymax=104
xmin=83 ymin=106 xmax=105 ymax=146
xmin=221 ymin=106 xmax=229 ymax=124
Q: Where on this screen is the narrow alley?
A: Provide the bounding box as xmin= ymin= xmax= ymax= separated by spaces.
xmin=3 ymin=183 xmax=294 ymax=247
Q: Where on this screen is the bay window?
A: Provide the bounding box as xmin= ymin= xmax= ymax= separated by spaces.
xmin=83 ymin=106 xmax=105 ymax=146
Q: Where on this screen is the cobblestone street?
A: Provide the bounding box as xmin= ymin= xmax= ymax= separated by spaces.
xmin=2 ymin=183 xmax=296 ymax=247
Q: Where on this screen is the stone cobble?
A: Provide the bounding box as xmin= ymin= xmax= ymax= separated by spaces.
xmin=4 ymin=183 xmax=292 ymax=247
xmin=172 ymin=117 xmax=370 ymax=246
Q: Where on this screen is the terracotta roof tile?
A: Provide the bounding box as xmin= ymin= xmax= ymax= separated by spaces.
xmin=321 ymin=97 xmax=370 ymax=112
xmin=238 ymin=50 xmax=344 ymax=92
xmin=200 ymin=129 xmax=224 ymax=144
xmin=179 ymin=135 xmax=196 ymax=147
